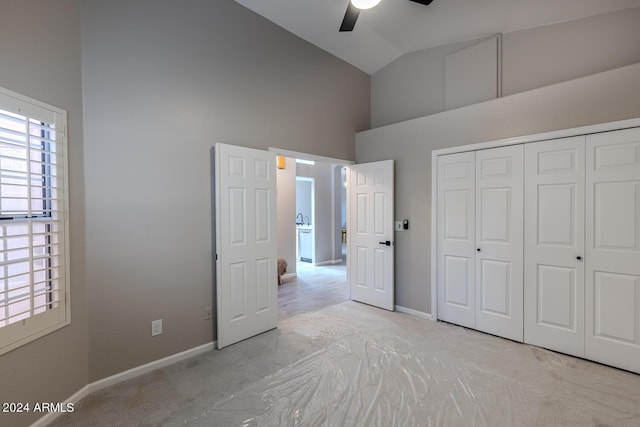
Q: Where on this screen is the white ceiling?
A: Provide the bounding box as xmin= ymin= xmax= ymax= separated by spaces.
xmin=235 ymin=0 xmax=640 ymax=74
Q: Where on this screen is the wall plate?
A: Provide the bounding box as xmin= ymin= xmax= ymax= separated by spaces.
xmin=151 ymin=319 xmax=162 ymax=336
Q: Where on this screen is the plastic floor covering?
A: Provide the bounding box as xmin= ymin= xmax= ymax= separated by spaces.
xmin=51 ymin=301 xmax=640 ymax=426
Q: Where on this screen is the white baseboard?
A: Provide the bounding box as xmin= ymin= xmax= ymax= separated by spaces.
xmin=313 ymin=259 xmax=343 ymax=266
xmin=30 ymin=384 xmax=91 ymax=427
xmin=87 ymin=342 xmax=214 ymax=392
xmin=31 ymin=342 xmax=215 ymax=427
xmin=281 ymin=272 xmax=297 ymax=281
xmin=395 ymin=305 xmax=435 ymax=321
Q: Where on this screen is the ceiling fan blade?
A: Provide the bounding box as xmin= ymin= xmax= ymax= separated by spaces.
xmin=408 ymin=0 xmax=434 ymax=5
xmin=339 ymin=2 xmax=360 ymax=32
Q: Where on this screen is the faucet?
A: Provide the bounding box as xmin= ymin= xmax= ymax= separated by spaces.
xmin=296 ymin=213 xmax=303 ymax=225
xmin=304 ymin=216 xmax=310 ymax=226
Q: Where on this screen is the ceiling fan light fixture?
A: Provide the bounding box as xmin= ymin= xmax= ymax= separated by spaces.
xmin=351 ymin=0 xmax=381 ymax=10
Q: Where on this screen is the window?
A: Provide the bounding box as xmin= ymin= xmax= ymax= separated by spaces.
xmin=0 ymin=87 xmax=69 ymax=355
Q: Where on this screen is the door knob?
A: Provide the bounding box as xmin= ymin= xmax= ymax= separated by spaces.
xmin=477 ymin=248 xmax=481 ymax=252
xmin=577 ymin=256 xmax=582 ymax=261
xmin=379 ymin=241 xmax=391 ymax=246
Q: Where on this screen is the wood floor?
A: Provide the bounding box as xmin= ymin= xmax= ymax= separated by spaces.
xmin=278 ymin=261 xmax=348 ymax=320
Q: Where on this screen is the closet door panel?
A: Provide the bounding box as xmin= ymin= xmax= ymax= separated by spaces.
xmin=475 ymin=145 xmax=524 ymax=342
xmin=437 ymin=152 xmax=476 ymax=328
xmin=586 ymin=127 xmax=640 ymax=374
xmin=524 ymin=137 xmax=585 ymax=356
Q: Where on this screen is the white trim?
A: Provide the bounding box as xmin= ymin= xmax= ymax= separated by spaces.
xmin=430 ymin=118 xmax=640 ymax=325
xmin=346 ymin=168 xmax=352 ymax=300
xmin=87 ymin=342 xmax=214 ymax=392
xmin=496 ymin=33 xmax=502 ymax=99
xmin=0 ymin=87 xmax=72 ymax=356
xmin=313 ymin=259 xmax=344 ymax=266
xmin=268 ymin=147 xmax=354 ymax=166
xmin=281 ymin=272 xmax=297 ymax=282
xmin=431 ymin=153 xmax=438 ymax=321
xmin=30 ymin=384 xmax=90 ymax=427
xmin=395 ymin=305 xmax=435 ymax=321
xmin=30 ymin=342 xmax=215 ymax=427
xmin=432 ymin=118 xmax=640 ymax=157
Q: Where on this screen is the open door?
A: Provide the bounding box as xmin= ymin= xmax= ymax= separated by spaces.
xmin=215 ymin=143 xmax=277 ymax=349
xmin=348 ymin=160 xmax=395 ymax=311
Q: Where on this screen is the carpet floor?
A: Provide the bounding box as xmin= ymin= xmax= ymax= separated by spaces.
xmin=50 ymin=299 xmax=640 ymax=426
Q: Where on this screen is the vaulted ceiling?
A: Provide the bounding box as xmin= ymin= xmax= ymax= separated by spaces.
xmin=235 ymin=0 xmax=640 ymax=74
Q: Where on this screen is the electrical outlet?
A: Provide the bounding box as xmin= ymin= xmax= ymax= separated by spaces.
xmin=394 ymin=221 xmax=403 ymax=232
xmin=205 ymin=307 xmax=212 ymax=320
xmin=151 ymin=319 xmax=162 ymax=336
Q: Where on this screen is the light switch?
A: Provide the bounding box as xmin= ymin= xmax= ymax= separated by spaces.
xmin=395 ymin=221 xmax=403 ymax=232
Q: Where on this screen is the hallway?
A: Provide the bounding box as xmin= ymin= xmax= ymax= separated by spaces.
xmin=278 ymin=262 xmax=348 ymax=320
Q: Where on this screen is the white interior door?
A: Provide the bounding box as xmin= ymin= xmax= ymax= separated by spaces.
xmin=215 ymin=143 xmax=277 ymax=349
xmin=524 ymin=137 xmax=585 ymax=356
xmin=585 ymin=128 xmax=640 ymax=374
xmin=475 ymin=145 xmax=524 ymax=341
xmin=437 ymin=152 xmax=476 ymax=328
xmin=348 ymin=160 xmax=394 ymax=311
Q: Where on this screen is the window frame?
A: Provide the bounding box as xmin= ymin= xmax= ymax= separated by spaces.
xmin=0 ymin=86 xmax=71 ymax=355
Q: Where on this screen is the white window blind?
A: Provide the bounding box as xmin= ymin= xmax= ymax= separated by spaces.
xmin=0 ymin=87 xmax=69 ymax=355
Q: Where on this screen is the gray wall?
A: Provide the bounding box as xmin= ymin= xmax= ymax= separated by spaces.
xmin=341 ymin=168 xmax=347 ymax=228
xmin=277 ymin=157 xmax=297 ymax=275
xmin=371 ymin=39 xmax=480 ymax=127
xmin=296 ymin=179 xmax=313 ymax=225
xmin=502 ymin=7 xmax=640 ymax=96
xmin=297 ymin=162 xmax=336 ymax=263
xmin=0 ymin=1 xmax=87 ymax=426
xmin=82 ymin=0 xmax=370 ymax=381
xmin=372 ymin=7 xmax=640 ymax=128
xmin=444 ymin=36 xmax=499 ymax=110
xmin=356 ymin=63 xmax=640 ymax=315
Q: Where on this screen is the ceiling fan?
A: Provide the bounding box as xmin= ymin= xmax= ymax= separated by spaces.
xmin=340 ymin=0 xmax=434 ymax=32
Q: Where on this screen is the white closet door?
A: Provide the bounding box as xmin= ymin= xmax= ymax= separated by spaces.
xmin=586 ymin=127 xmax=640 ymax=374
xmin=475 ymin=145 xmax=524 ymax=342
xmin=524 ymin=137 xmax=585 ymax=356
xmin=437 ymin=152 xmax=476 ymax=328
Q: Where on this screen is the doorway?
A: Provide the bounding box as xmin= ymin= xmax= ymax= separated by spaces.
xmin=274 ymin=152 xmax=349 ymax=319
xmin=214 ymin=144 xmax=396 ymax=347
xmin=295 ymin=176 xmax=314 ymax=263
